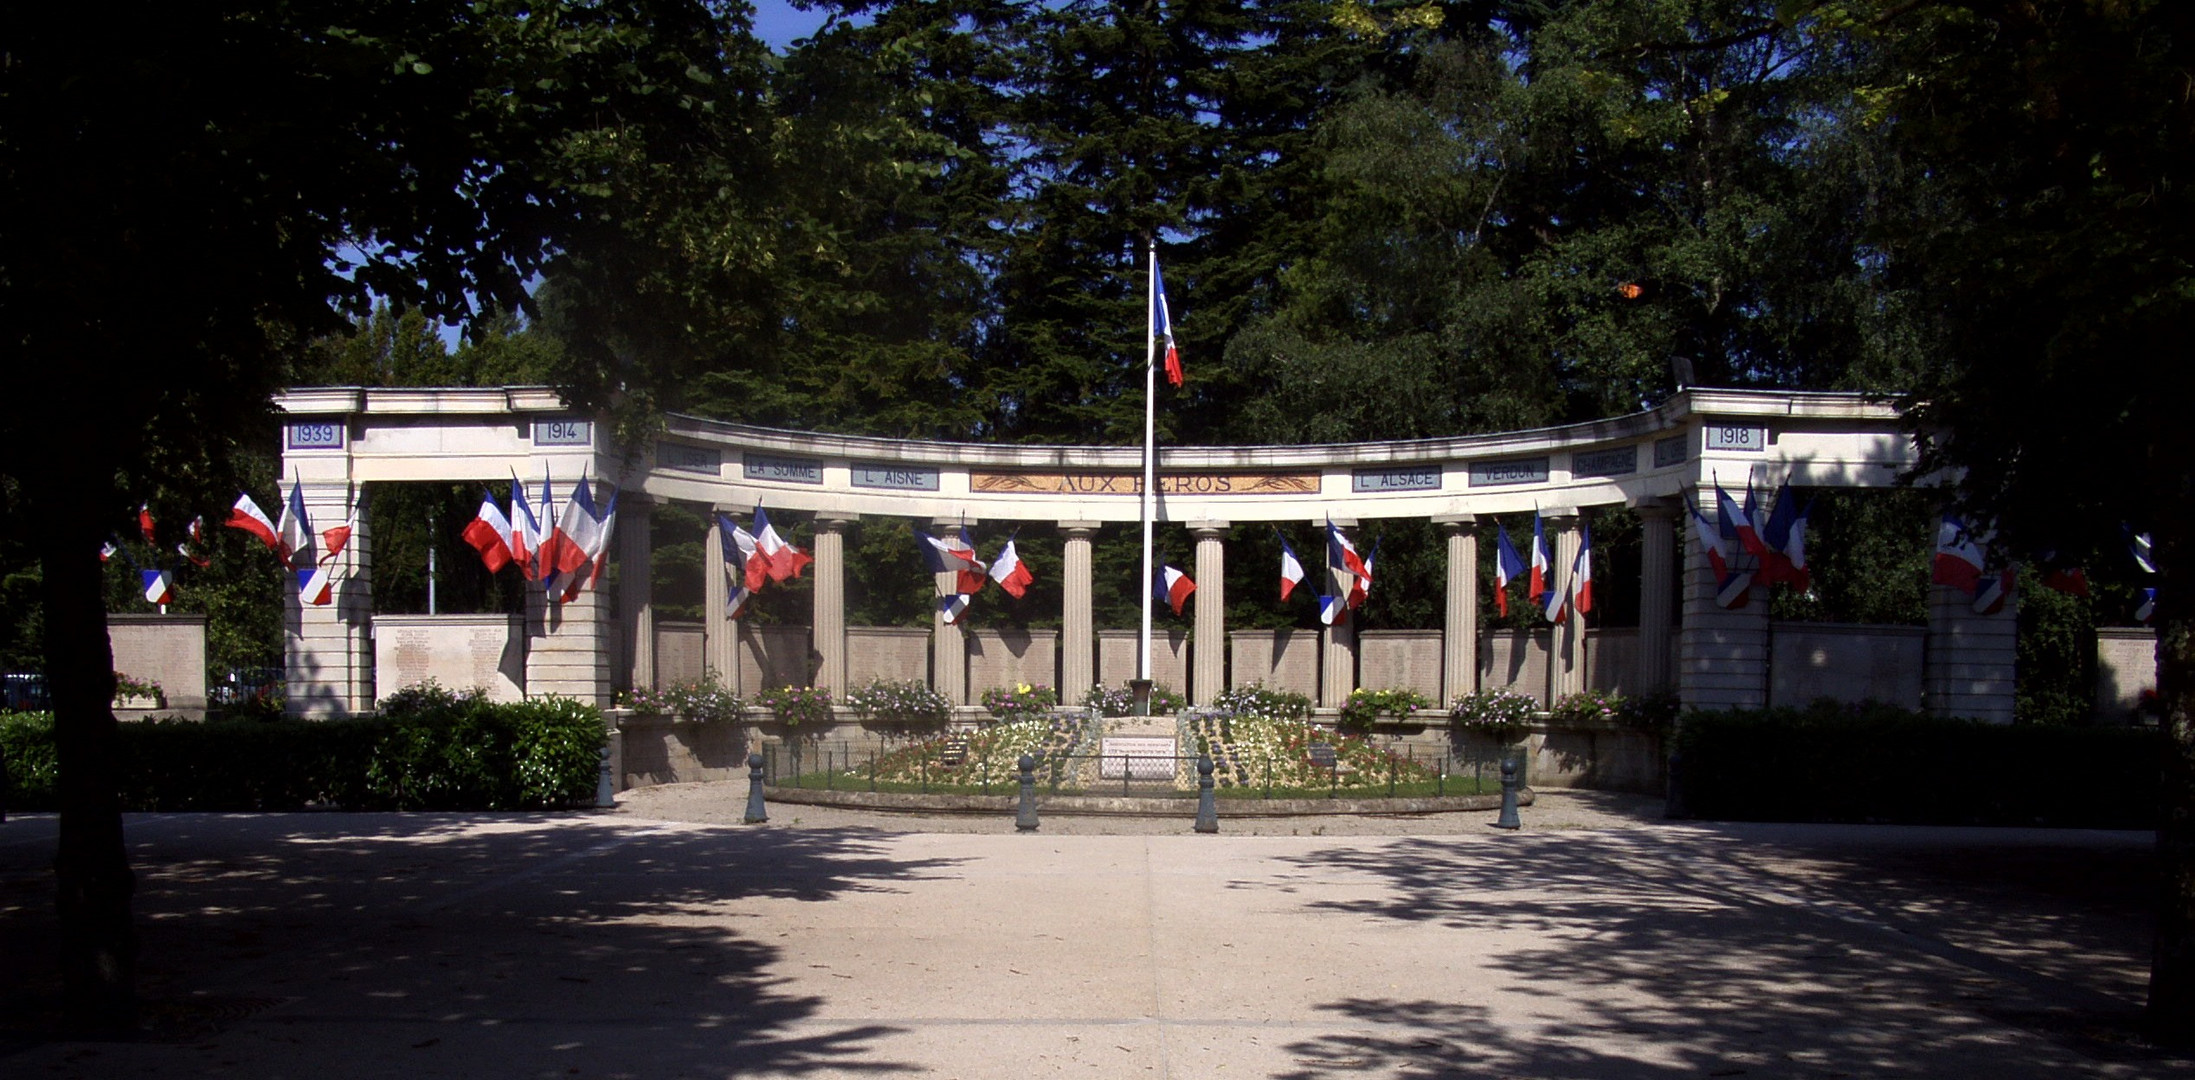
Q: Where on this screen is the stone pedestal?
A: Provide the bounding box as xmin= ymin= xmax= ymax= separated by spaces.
xmin=108 ymin=614 xmax=207 ymax=716
xmin=287 ymin=479 xmax=373 ymax=717
xmin=1925 ymin=582 xmax=2017 ymax=722
xmin=1229 ymin=628 xmax=1318 ymax=698
xmin=1677 ymin=487 xmax=1768 ymax=710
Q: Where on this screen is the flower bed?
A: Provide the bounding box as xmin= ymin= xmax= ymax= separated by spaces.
xmin=822 ymin=712 xmax=1099 ymax=791
xmin=1180 ymin=712 xmax=1450 ymax=795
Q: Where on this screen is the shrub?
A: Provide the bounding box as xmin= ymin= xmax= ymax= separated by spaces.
xmin=1671 ymin=700 xmax=2160 ymax=828
xmin=1082 ymin=682 xmax=1185 ymax=718
xmin=753 ymin=685 xmax=834 ymax=729
xmin=1211 ymin=682 xmax=1312 ymax=722
xmin=112 ymin=671 xmax=165 ymax=708
xmin=623 ymin=675 xmax=743 ymax=723
xmin=0 ymin=699 xmax=605 ymax=813
xmin=1449 ymin=688 xmax=1538 ymax=743
xmin=1336 ymin=687 xmax=1432 ymax=732
xmin=1549 ymin=688 xmax=1627 ymax=728
xmin=845 ymin=679 xmax=951 ymax=727
xmin=984 ymin=683 xmax=1060 ymax=723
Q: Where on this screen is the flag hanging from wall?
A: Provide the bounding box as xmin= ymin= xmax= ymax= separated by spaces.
xmin=1348 ymin=537 xmax=1379 ymax=610
xmin=278 ymin=478 xmax=312 ymax=568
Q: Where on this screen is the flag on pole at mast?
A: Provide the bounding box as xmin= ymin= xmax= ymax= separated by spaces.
xmin=716 ymin=513 xmax=757 ymax=617
xmin=1493 ymin=523 xmax=1526 ymax=617
xmin=1154 ymin=258 xmax=1182 ymax=387
xmin=462 ymin=489 xmax=515 ymax=572
xmin=1529 ymin=512 xmax=1551 ymax=601
xmin=1571 ymin=522 xmax=1594 ymax=615
xmin=989 ymin=536 xmax=1034 ymax=599
xmin=226 ymin=493 xmax=281 ymax=553
xmin=508 ymin=473 xmax=542 ymax=580
xmin=1154 ymin=564 xmax=1197 ymax=616
xmin=142 ymin=569 xmax=173 ymax=605
xmin=1348 ymin=537 xmax=1378 ymax=610
xmin=1277 ymin=532 xmax=1306 ymax=600
xmin=1932 ymin=515 xmax=1985 ymax=593
xmin=277 ymin=477 xmax=312 ymax=567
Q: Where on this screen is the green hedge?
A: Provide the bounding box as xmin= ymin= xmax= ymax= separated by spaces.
xmin=0 ymin=695 xmax=604 ymax=812
xmin=1671 ymin=701 xmax=2160 ymax=828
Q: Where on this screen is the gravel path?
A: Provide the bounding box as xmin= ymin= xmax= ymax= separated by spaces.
xmin=614 ymin=780 xmax=1669 ymax=835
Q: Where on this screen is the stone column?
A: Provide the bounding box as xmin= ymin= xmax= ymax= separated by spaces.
xmin=932 ymin=516 xmax=969 ymax=705
xmin=812 ymin=513 xmax=855 ymax=698
xmin=287 ymin=478 xmax=373 ymax=717
xmin=1546 ymin=510 xmax=1583 ymax=701
xmin=524 ymin=575 xmax=612 ymax=705
xmin=1190 ymin=522 xmax=1227 ymax=705
xmin=618 ymin=495 xmax=655 ymax=693
xmin=1435 ymin=514 xmax=1478 ymax=704
xmin=1319 ymin=519 xmax=1357 ymax=709
xmin=1925 ymin=574 xmax=2018 ymax=722
xmin=1059 ymin=522 xmax=1099 ymax=699
xmin=1635 ymin=500 xmax=1678 ymax=693
xmin=703 ymin=507 xmax=738 ymax=691
xmin=1677 ymin=485 xmax=1769 ymax=710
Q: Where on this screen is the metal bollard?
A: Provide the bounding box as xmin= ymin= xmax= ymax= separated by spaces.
xmin=1492 ymin=756 xmax=1521 ymax=830
xmin=1016 ymin=753 xmax=1040 ymax=832
xmin=595 ymin=744 xmax=616 ymax=809
xmin=744 ymin=751 xmax=769 ymax=824
xmin=1194 ymin=755 xmax=1218 ymax=833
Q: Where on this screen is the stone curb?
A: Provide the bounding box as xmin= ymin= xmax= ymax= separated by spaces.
xmin=760 ymin=785 xmax=1535 ymax=818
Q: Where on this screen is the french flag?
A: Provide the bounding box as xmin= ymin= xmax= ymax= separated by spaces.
xmin=141 ymin=569 xmax=172 ymax=606
xmin=1571 ymin=522 xmax=1594 ymax=616
xmin=226 ymin=493 xmax=281 ymax=554
xmin=717 ymin=514 xmax=759 ymax=614
xmin=1154 ymin=564 xmax=1197 ymax=616
xmin=2129 ymin=529 xmax=2157 ymax=574
xmin=1493 ymin=523 xmax=1526 ymax=617
xmin=1972 ymin=566 xmax=2014 ymax=615
xmin=920 ymin=529 xmax=986 ymax=595
xmin=1529 ymin=512 xmax=1550 ymax=601
xmin=508 ymin=474 xmax=542 ymax=581
xmin=462 ymin=489 xmax=514 ymax=573
xmin=2038 ymin=550 xmax=2089 ymax=597
xmin=1348 ymin=537 xmax=1378 ymax=610
xmin=1717 ymin=481 xmax=1764 ymax=558
xmin=277 ymin=479 xmax=312 ymax=568
xmin=2136 ymin=588 xmax=2157 ymax=624
xmin=1318 ymin=593 xmax=1349 ymax=626
xmin=1277 ymin=532 xmax=1306 ymax=601
xmin=100 ymin=541 xmax=117 ymax=563
xmin=939 ymin=592 xmax=971 ymax=624
xmin=1326 ymin=519 xmax=1369 ymax=586
xmin=138 ymin=504 xmax=156 ymax=544
xmin=1688 ymin=496 xmax=1749 ymax=609
xmin=1758 ymin=481 xmax=1812 ymax=590
xmin=297 ymin=563 xmax=337 ymax=607
xmin=989 ymin=536 xmax=1034 ymax=599
xmin=754 ymin=506 xmax=813 ymax=583
xmin=1932 ymin=516 xmax=1985 ymax=593
xmin=552 ymin=477 xmax=603 ymax=581
xmin=1155 ymin=257 xmax=1182 ymax=387
xmin=560 ymin=488 xmax=618 ymax=601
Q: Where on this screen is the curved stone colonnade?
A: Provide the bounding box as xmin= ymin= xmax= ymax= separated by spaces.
xmin=276 ymin=386 xmax=2012 ymax=724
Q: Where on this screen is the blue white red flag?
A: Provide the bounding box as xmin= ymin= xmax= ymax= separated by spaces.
xmin=717 ymin=513 xmax=757 ymax=616
xmin=1758 ymin=481 xmax=1812 ymax=590
xmin=2129 ymin=529 xmax=2157 ymax=574
xmin=1529 ymin=512 xmax=1551 ymax=601
xmin=138 ymin=504 xmax=155 ymax=545
xmin=2136 ymin=588 xmax=2157 ymax=624
xmin=142 ymin=569 xmax=172 ymax=606
xmin=1326 ymin=519 xmax=1369 ymax=583
xmin=1972 ymin=566 xmax=2014 ymax=615
xmin=1716 ymin=481 xmax=1764 ymax=558
xmin=463 ymin=489 xmax=514 ymax=573
xmin=1571 ymin=522 xmax=1594 ymax=616
xmin=100 ymin=541 xmax=117 ymax=563
xmin=559 ymin=488 xmax=619 ymax=601
xmin=1687 ymin=495 xmax=1749 ymax=608
xmin=1493 ymin=524 xmax=1526 ymax=617
xmin=1277 ymin=532 xmax=1306 ymax=601
xmin=939 ymin=592 xmax=971 ymax=624
xmin=297 ymin=564 xmax=338 ymax=606
xmin=1154 ymin=563 xmax=1197 ymax=616
xmin=989 ymin=536 xmax=1034 ymax=599
xmin=278 ymin=478 xmax=312 ymax=567
xmin=1154 ymin=258 xmax=1182 ymax=387
xmin=508 ymin=474 xmax=542 ymax=581
xmin=1318 ymin=593 xmax=1348 ymax=626
xmin=753 ymin=505 xmax=812 ymax=583
xmin=1932 ymin=516 xmax=1985 ymax=593
xmin=1348 ymin=537 xmax=1379 ymax=610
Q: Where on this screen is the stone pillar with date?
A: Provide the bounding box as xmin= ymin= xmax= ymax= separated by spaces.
xmin=285 ymin=472 xmax=373 ymax=717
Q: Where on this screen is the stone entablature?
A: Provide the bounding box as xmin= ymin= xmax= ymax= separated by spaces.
xmin=277 ymin=387 xmax=1915 ymax=522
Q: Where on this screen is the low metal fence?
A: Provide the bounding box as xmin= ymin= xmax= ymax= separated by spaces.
xmin=760 ymin=739 xmax=1507 ymax=800
xmin=2 ymin=671 xmax=48 ymax=711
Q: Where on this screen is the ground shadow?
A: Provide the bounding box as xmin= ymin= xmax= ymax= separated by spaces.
xmin=1 ymin=812 xmax=964 ymax=1075
xmin=1256 ymin=827 xmax=2183 ymax=1078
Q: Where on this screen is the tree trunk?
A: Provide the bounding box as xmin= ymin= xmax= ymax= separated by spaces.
xmin=39 ymin=517 xmax=138 ymax=1032
xmin=2150 ymin=532 xmax=2193 ymax=1045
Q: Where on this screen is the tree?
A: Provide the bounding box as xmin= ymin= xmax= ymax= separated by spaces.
xmin=0 ymin=0 xmax=760 ymax=1029
xmin=1821 ymin=0 xmax=2195 ymax=1041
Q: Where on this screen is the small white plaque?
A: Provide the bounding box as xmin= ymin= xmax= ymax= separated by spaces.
xmin=1098 ymin=736 xmax=1177 ymax=780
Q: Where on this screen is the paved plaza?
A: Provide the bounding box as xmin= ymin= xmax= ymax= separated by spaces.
xmin=0 ymin=791 xmax=2182 ymax=1079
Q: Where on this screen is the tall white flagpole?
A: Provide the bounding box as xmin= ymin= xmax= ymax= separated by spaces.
xmin=1139 ymin=238 xmax=1157 ymax=695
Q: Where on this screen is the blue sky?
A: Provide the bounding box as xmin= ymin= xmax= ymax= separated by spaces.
xmin=750 ymin=1 xmax=836 ymax=51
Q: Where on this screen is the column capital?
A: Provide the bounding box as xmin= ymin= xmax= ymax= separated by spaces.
xmin=1189 ymin=520 xmax=1229 ymax=539
xmin=932 ymin=515 xmax=977 ymax=529
xmin=1631 ymin=497 xmax=1680 ymax=520
xmin=814 ymin=511 xmax=858 ymax=531
xmin=1057 ymin=520 xmax=1101 ymax=538
xmin=1541 ymin=507 xmax=1581 ymax=525
xmin=1432 ymin=513 xmax=1477 ymax=533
